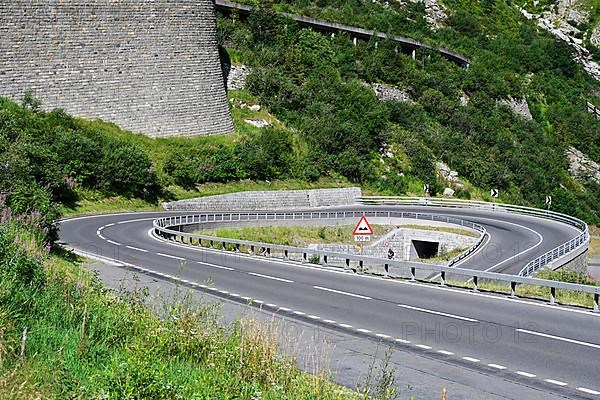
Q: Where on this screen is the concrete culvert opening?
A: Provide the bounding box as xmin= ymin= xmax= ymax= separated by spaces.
xmin=412 ymin=240 xmax=439 ymax=259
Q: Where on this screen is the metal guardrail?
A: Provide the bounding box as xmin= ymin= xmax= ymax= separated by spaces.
xmin=152 ymin=208 xmax=599 ymax=313
xmin=154 ymin=211 xmax=486 ymax=265
xmin=587 ymin=102 xmax=600 ymax=119
xmin=215 ymin=0 xmax=470 ymax=68
xmin=356 ymin=197 xmax=589 ymax=277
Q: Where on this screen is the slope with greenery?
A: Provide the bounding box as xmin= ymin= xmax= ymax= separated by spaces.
xmin=217 ymin=0 xmax=600 ymax=224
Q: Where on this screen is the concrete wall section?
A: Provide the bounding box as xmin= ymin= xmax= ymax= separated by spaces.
xmin=0 ymin=1 xmax=233 ymax=137
xmin=163 ymin=187 xmax=362 ymax=211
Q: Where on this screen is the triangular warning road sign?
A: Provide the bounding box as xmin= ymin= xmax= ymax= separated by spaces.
xmin=353 ymin=215 xmax=374 ymax=235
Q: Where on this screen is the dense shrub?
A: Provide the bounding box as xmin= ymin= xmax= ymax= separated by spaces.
xmin=0 ymin=98 xmax=162 ymax=221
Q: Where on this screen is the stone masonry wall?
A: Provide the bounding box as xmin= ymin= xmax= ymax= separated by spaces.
xmin=0 ymin=1 xmax=233 ymax=137
xmin=163 ymin=187 xmax=362 ymax=211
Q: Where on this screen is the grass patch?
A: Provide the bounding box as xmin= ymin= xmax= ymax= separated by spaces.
xmin=197 ymin=225 xmax=393 ymax=247
xmin=1 ymin=218 xmax=391 ymax=399
xmin=171 ymin=176 xmax=355 ymax=200
xmin=589 ymin=225 xmax=600 ymax=257
xmin=61 ymin=178 xmax=355 ymax=217
xmin=60 ymin=188 xmax=162 ymax=217
xmin=449 ymin=269 xmax=600 ymax=309
xmin=397 ymin=224 xmax=480 ymax=238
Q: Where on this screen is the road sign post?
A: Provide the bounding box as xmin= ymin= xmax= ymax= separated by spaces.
xmin=353 ymin=216 xmax=374 ymax=256
xmin=490 ymin=188 xmax=498 ymax=210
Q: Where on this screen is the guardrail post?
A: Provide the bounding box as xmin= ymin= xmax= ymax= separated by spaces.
xmin=222 ymin=241 xmax=226 ymax=250
xmin=410 ymin=267 xmax=416 ymax=281
xmin=250 ymin=245 xmax=255 ymax=255
xmin=323 ymin=255 xmax=328 ymax=265
xmin=473 ymin=276 xmax=478 ymax=292
xmin=440 ymin=271 xmax=446 ymax=286
xmin=235 ymin=244 xmax=240 ymax=253
xmin=550 ymin=287 xmax=556 ymax=305
xmin=267 ymin=248 xmax=271 ymax=257
xmin=594 ymin=294 xmax=599 ymax=313
xmin=210 ymin=240 xmax=214 ymax=248
xmin=284 ymin=249 xmax=289 ymax=260
xmin=303 ymin=253 xmax=307 ymax=263
xmin=510 ymin=282 xmax=516 ymax=298
xmin=384 ymin=263 xmax=389 ymax=278
xmin=358 ymin=260 xmax=364 ymax=274
xmin=345 ymin=258 xmax=350 ymax=269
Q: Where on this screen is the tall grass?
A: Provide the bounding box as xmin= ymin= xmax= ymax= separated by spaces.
xmin=1 ymin=205 xmax=407 ymax=398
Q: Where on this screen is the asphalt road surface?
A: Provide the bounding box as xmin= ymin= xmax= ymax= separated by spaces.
xmin=58 ymin=206 xmax=599 ymax=399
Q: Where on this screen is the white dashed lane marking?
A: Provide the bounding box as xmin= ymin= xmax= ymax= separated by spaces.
xmin=248 ymin=272 xmax=294 ymax=283
xmin=126 ymin=245 xmax=148 ymax=253
xmin=516 ymin=371 xmax=537 ymax=378
xmin=462 ymin=357 xmax=480 ymax=363
xmin=356 ymin=328 xmax=371 ymax=333
xmin=545 ymin=379 xmax=568 ymax=387
xmin=156 ymin=252 xmax=185 ymax=261
xmin=313 ymin=286 xmax=372 ymax=300
xmin=397 ymin=304 xmax=478 ymax=323
xmin=578 ymin=387 xmax=600 ymax=395
xmin=488 ymin=364 xmax=507 ymax=370
xmin=415 ymin=344 xmax=432 ymax=350
xmin=197 ymin=261 xmax=234 ymax=271
xmin=437 ymin=350 xmax=454 ymax=356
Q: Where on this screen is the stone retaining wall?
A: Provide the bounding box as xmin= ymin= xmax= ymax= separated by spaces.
xmin=163 ymin=187 xmax=362 ymax=211
xmin=0 ymin=1 xmax=233 ymax=137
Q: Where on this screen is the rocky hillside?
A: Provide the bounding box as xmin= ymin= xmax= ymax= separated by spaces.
xmin=217 ymin=0 xmax=600 ymax=224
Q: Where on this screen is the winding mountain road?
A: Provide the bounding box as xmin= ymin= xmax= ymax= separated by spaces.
xmin=58 ymin=205 xmax=599 ymax=399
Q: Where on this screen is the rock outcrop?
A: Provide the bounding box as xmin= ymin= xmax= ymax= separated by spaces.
xmin=521 ymin=3 xmax=600 ymax=82
xmin=227 ymin=64 xmax=252 ymax=91
xmin=498 ymin=97 xmax=533 ymax=121
xmin=567 ymin=146 xmax=600 ymax=184
xmin=363 ymin=82 xmax=412 ymax=102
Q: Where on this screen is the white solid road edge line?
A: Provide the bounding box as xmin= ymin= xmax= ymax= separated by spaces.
xmin=516 ymin=328 xmax=600 ymax=350
xmin=313 ymin=286 xmax=372 ymax=300
xmin=397 ymin=304 xmax=478 ymax=323
xmin=248 ymin=272 xmax=294 ymax=283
